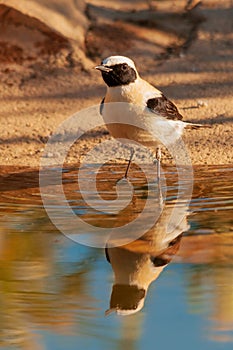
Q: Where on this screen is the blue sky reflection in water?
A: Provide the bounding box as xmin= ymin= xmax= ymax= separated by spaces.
xmin=30 ymin=254 xmax=233 ymax=350
xmin=0 ymin=166 xmax=232 ymax=350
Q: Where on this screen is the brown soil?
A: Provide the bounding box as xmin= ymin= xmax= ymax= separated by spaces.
xmin=0 ymin=0 xmax=232 ymax=167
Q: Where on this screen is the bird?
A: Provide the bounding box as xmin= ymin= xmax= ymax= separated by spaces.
xmin=95 ymin=55 xmax=209 ymax=179
xmin=105 ymin=199 xmax=189 ymax=316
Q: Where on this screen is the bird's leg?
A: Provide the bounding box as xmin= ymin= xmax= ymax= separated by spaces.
xmin=156 ymin=146 xmax=162 ymax=182
xmin=155 ymin=146 xmax=163 ymax=207
xmin=124 ymin=147 xmax=135 ymax=179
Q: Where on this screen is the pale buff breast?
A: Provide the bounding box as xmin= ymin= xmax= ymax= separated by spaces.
xmin=103 ymin=78 xmax=162 ymax=147
xmin=108 ymin=246 xmax=164 ymax=289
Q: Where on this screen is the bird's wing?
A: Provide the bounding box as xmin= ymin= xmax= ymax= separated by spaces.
xmin=146 ymin=94 xmax=183 ymax=121
xmin=100 ymin=97 xmax=105 ymax=115
xmin=150 ymin=233 xmax=183 ymax=267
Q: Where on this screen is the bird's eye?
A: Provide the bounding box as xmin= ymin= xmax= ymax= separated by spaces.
xmin=122 ymin=63 xmax=128 ymax=70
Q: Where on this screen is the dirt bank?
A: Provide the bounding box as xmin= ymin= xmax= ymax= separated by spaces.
xmin=0 ymin=0 xmax=232 ymax=167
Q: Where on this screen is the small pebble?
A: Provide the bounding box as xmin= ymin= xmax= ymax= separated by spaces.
xmin=45 ymin=152 xmax=54 ymax=158
xmin=197 ymin=100 xmax=208 ymax=107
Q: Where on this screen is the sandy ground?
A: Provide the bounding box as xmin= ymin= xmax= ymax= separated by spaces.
xmin=0 ymin=0 xmax=232 ymax=167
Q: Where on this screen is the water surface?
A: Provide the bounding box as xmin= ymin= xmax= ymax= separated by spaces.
xmin=0 ymin=165 xmax=232 ymax=349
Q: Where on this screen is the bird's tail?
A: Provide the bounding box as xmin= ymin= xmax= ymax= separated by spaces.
xmin=185 ymin=123 xmax=211 ymax=130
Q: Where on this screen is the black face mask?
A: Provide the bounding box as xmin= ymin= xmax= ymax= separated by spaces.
xmin=102 ymin=63 xmax=137 ymax=87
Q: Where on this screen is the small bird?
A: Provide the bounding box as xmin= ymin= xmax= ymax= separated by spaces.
xmin=95 ymin=55 xmax=208 ymax=178
xmin=105 ymin=200 xmax=189 ymax=316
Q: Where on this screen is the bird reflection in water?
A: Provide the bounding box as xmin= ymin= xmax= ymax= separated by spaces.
xmin=105 ymin=197 xmax=189 ymax=316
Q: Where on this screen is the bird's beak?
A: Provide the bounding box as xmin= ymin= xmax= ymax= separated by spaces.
xmin=95 ymin=65 xmax=113 ymax=73
xmin=105 ymin=308 xmax=116 ymax=316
